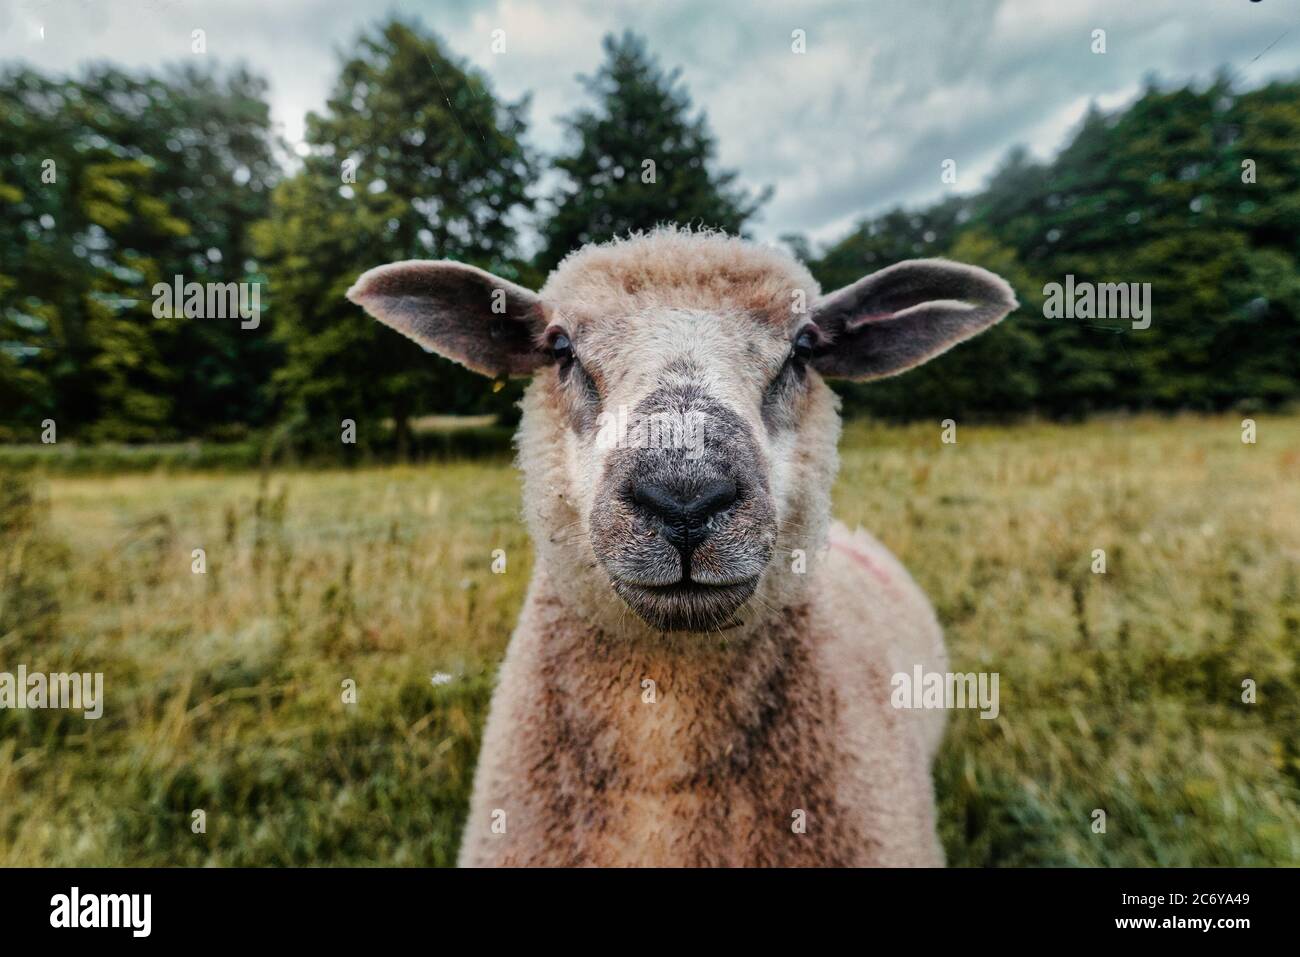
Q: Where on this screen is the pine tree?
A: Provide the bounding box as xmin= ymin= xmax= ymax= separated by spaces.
xmin=537 ymin=31 xmax=767 ymax=272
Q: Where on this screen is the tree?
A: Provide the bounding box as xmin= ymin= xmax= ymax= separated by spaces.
xmin=537 ymin=31 xmax=768 ymax=273
xmin=0 ymin=62 xmax=280 ymax=441
xmin=254 ymin=19 xmax=537 ymax=455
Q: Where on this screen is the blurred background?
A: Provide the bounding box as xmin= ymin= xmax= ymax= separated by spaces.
xmin=0 ymin=1 xmax=1297 ymax=866
xmin=3 ymin=0 xmax=1300 ymax=450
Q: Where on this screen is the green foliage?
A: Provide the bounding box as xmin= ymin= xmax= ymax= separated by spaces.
xmin=0 ymin=424 xmax=513 ymax=474
xmin=536 ymin=31 xmax=768 ymax=272
xmin=254 ymin=20 xmax=537 ymax=451
xmin=0 ymin=63 xmax=280 ymax=441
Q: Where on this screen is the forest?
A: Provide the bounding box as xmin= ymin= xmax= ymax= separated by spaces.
xmin=3 ymin=19 xmax=1298 ymax=449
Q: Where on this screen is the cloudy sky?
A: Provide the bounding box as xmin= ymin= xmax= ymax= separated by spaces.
xmin=3 ymin=0 xmax=1298 ymax=245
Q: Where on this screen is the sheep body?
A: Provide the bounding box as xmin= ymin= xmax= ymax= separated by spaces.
xmin=459 ymin=518 xmax=946 ymax=867
xmin=429 ymin=230 xmax=1001 ymax=867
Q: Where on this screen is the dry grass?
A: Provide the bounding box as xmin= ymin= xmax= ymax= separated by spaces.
xmin=1 ymin=413 xmax=1297 ymax=865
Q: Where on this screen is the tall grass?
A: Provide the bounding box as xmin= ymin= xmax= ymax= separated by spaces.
xmin=1 ymin=414 xmax=1297 ymax=865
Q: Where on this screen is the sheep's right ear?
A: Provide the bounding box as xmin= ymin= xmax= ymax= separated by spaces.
xmin=346 ymin=260 xmax=549 ymax=378
xmin=810 ymin=258 xmax=1017 ymax=381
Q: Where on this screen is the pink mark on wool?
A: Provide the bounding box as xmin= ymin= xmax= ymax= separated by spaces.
xmin=831 ymin=539 xmax=897 ymax=591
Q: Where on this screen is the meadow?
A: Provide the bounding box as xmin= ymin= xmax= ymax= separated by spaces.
xmin=1 ymin=413 xmax=1297 ymax=866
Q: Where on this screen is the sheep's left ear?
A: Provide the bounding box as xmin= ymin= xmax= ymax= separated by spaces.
xmin=346 ymin=260 xmax=549 ymax=378
xmin=810 ymin=258 xmax=1018 ymax=381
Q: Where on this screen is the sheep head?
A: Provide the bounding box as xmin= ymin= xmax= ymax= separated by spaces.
xmin=348 ymin=229 xmax=1016 ymax=633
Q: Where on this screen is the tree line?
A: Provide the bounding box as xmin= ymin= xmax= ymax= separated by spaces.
xmin=2 ymin=18 xmax=1297 ymax=447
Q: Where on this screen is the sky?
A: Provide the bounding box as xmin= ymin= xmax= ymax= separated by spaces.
xmin=3 ymin=0 xmax=1298 ymax=246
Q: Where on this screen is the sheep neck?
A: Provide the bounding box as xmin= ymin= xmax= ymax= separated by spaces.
xmin=526 ymin=576 xmax=826 ymax=788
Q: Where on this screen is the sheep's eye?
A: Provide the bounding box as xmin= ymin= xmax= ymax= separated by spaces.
xmin=551 ymin=333 xmax=574 ymax=367
xmin=792 ymin=329 xmax=816 ymax=361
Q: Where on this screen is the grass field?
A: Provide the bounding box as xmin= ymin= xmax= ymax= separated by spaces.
xmin=2 ymin=414 xmax=1298 ymax=866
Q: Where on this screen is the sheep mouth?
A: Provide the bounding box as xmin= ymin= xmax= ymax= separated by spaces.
xmin=611 ymin=577 xmax=758 ymax=632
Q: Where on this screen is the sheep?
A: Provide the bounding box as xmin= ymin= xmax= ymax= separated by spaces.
xmin=347 ymin=227 xmax=1017 ymax=866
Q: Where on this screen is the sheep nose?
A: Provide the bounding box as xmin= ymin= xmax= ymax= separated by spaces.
xmin=632 ymin=477 xmax=738 ymax=552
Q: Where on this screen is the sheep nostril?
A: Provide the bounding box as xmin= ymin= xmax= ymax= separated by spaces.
xmin=690 ymin=478 xmax=738 ymax=519
xmin=631 ymin=480 xmax=684 ymax=522
xmin=631 ymin=477 xmax=738 ymax=552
